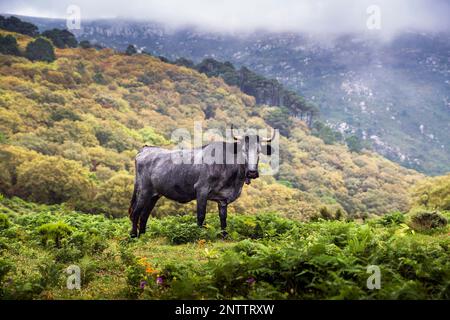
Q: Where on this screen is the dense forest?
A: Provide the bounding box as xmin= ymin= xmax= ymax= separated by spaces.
xmin=0 ymin=18 xmax=449 ymax=300
xmin=8 ymin=14 xmax=450 ymax=175
xmin=173 ymin=57 xmax=320 ymax=127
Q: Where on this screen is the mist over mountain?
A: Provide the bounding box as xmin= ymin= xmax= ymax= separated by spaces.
xmin=8 ymin=14 xmax=450 ymax=175
xmin=3 ymin=0 xmax=450 ymax=35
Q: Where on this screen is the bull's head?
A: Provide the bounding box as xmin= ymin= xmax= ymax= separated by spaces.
xmin=231 ymin=124 xmax=275 ymax=184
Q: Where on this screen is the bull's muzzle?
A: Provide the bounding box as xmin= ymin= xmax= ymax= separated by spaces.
xmin=247 ymin=170 xmax=259 ymax=179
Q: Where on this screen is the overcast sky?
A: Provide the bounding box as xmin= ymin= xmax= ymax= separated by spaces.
xmin=1 ymin=0 xmax=449 ymax=35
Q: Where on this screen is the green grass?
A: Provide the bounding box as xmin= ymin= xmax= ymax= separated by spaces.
xmin=0 ymin=196 xmax=449 ymax=300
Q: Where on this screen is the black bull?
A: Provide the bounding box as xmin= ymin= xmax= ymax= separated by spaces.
xmin=128 ymin=133 xmax=274 ymax=238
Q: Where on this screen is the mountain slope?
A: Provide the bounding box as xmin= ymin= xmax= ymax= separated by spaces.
xmin=18 ymin=15 xmax=450 ymax=175
xmin=0 ymin=30 xmax=423 ymax=220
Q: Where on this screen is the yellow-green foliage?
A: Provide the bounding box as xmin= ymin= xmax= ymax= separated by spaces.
xmin=37 ymin=221 xmax=74 ymax=247
xmin=411 ymin=174 xmax=450 ymax=211
xmin=0 ymin=30 xmax=33 ymax=52
xmin=0 ymin=32 xmax=423 ymax=219
xmin=0 ymin=197 xmax=448 ymax=300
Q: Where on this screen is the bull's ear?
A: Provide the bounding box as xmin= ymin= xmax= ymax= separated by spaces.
xmin=262 ymin=144 xmax=273 ymax=156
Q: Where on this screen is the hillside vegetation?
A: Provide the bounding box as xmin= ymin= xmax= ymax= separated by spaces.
xmin=411 ymin=173 xmax=450 ymax=212
xmin=0 ymin=196 xmax=448 ymax=299
xmin=62 ymin=18 xmax=450 ymax=175
xmin=0 ymin=26 xmax=449 ymax=301
xmin=0 ymin=30 xmax=423 ymax=221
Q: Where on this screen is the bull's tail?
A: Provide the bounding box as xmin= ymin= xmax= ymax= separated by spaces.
xmin=128 ymin=183 xmax=137 ymax=220
xmin=129 ymin=160 xmax=138 ymax=220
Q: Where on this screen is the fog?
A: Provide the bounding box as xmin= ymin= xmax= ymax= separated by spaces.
xmin=1 ymin=0 xmax=449 ymax=36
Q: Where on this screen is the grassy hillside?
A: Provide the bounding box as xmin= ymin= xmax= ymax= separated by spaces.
xmin=0 ymin=30 xmax=423 ymax=220
xmin=0 ymin=196 xmax=448 ymax=299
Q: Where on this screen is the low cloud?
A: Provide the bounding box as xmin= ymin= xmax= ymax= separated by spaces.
xmin=1 ymin=0 xmax=449 ymax=35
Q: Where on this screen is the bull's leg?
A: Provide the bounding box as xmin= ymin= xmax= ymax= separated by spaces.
xmin=138 ymin=196 xmax=160 ymax=236
xmin=218 ymin=202 xmax=228 ymax=239
xmin=130 ymin=188 xmax=152 ymax=238
xmin=196 ymin=193 xmax=208 ymax=227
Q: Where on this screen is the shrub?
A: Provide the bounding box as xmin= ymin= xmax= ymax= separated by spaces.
xmin=0 ymin=15 xmax=39 ymax=36
xmin=50 ymin=105 xmax=81 ymax=122
xmin=93 ymin=72 xmax=107 ymax=84
xmin=228 ymin=215 xmax=262 ymax=239
xmin=37 ymin=221 xmax=74 ymax=247
xmin=411 ymin=174 xmax=450 ymax=211
xmin=95 ymin=173 xmax=134 ymax=217
xmin=79 ymin=40 xmax=92 ymax=49
xmin=0 ymin=213 xmax=9 ymax=230
xmin=228 ymin=213 xmax=297 ymax=240
xmin=264 ymin=107 xmax=293 ymax=137
xmin=146 ymin=215 xmax=220 ymax=244
xmin=42 ymin=28 xmax=78 ymax=49
xmin=164 ymin=219 xmax=203 ymax=245
xmin=378 ymin=211 xmax=405 ymax=226
xmin=311 ymin=121 xmax=343 ymax=145
xmin=0 ymin=35 xmax=20 ymax=56
xmin=0 ymin=258 xmax=12 ymax=284
xmin=78 ymin=256 xmax=98 ymax=285
xmin=15 ymin=156 xmax=93 ymax=205
xmin=125 ymin=44 xmax=137 ymax=55
xmin=25 ymin=38 xmax=55 ymax=62
xmin=319 ymin=207 xmax=334 ymax=220
xmin=139 ymin=127 xmax=170 ymax=146
xmin=408 ymin=210 xmax=448 ymax=231
xmin=345 ymin=135 xmax=364 ymax=153
xmin=38 ymin=261 xmax=63 ymax=288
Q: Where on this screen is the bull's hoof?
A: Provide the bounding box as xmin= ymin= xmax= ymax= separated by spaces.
xmin=130 ymin=232 xmax=138 ymax=238
xmin=221 ymin=230 xmax=229 ymax=239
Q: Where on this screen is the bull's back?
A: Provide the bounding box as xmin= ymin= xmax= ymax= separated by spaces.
xmin=136 ymin=147 xmax=199 ymax=202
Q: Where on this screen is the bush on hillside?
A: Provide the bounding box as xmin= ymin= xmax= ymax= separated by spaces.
xmin=37 ymin=221 xmax=74 ymax=247
xmin=15 ymin=156 xmax=93 ymax=205
xmin=25 ymin=37 xmax=55 ymax=62
xmin=408 ymin=210 xmax=447 ymax=231
xmin=0 ymin=213 xmax=9 ymax=230
xmin=126 ymin=44 xmax=137 ymax=56
xmin=42 ymin=28 xmax=77 ymax=49
xmin=0 ymin=15 xmax=39 ymax=36
xmin=0 ymin=35 xmax=20 ymax=56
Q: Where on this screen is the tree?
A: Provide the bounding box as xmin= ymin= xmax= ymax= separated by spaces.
xmin=125 ymin=44 xmax=137 ymax=55
xmin=95 ymin=173 xmax=134 ymax=217
xmin=312 ymin=121 xmax=343 ymax=145
xmin=265 ymin=107 xmax=293 ymax=137
xmin=0 ymin=15 xmax=39 ymax=36
xmin=174 ymin=57 xmax=195 ymax=68
xmin=0 ymin=35 xmax=20 ymax=56
xmin=139 ymin=127 xmax=170 ymax=146
xmin=15 ymin=156 xmax=93 ymax=204
xmin=42 ymin=28 xmax=78 ymax=48
xmin=345 ymin=135 xmax=364 ymax=153
xmin=25 ymin=38 xmax=55 ymax=62
xmin=79 ymin=40 xmax=92 ymax=49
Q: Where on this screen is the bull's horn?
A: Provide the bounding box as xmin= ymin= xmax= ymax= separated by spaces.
xmin=262 ymin=128 xmax=276 ymax=142
xmin=231 ymin=124 xmax=243 ymax=141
